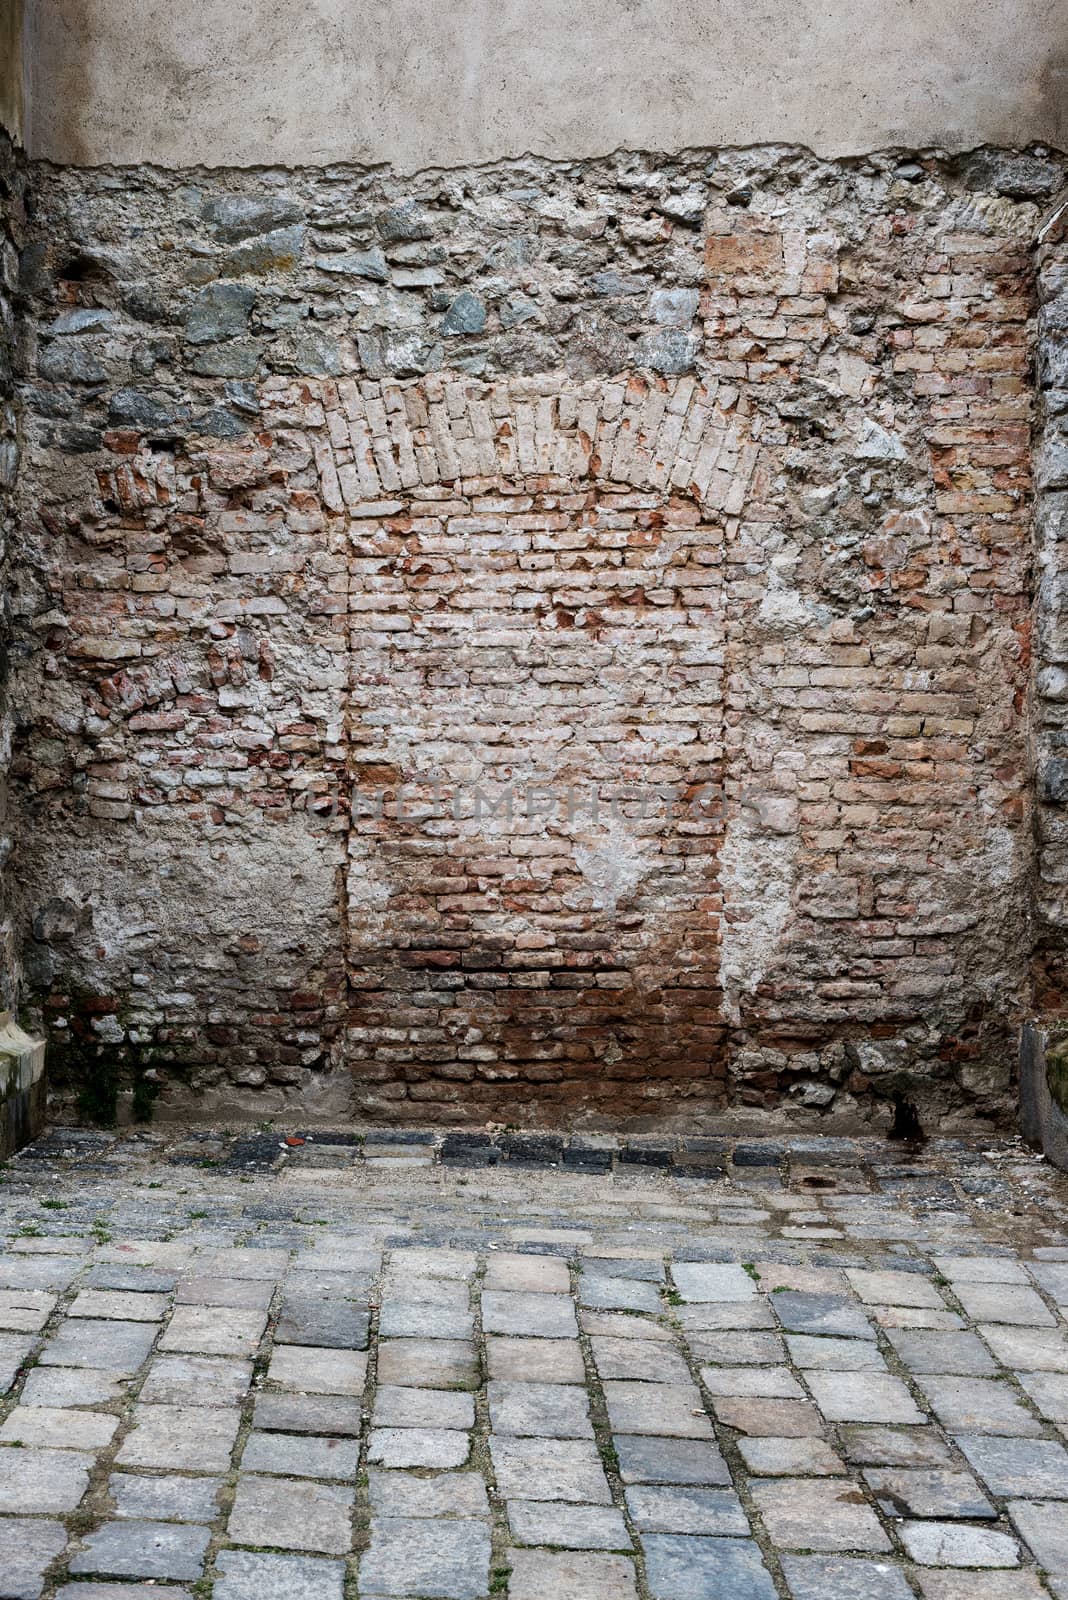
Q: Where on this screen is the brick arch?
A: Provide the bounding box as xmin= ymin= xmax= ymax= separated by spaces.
xmin=292 ymin=368 xmax=760 ymax=1121
xmin=307 ymin=370 xmax=761 ymax=512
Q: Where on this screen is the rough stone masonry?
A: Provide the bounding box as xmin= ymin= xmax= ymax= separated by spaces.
xmin=5 ymin=140 xmax=1068 ymax=1132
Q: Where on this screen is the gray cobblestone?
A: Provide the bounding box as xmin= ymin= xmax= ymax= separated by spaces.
xmin=0 ymin=1129 xmax=1064 ymax=1600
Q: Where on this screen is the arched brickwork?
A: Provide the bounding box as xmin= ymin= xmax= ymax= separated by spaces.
xmin=299 ymin=371 xmax=759 ymax=1117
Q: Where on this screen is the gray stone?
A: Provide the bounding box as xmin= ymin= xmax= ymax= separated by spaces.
xmin=676 ymin=1302 xmax=776 ymax=1331
xmin=267 ymin=1345 xmax=367 ymax=1394
xmin=899 ymin=1522 xmax=1019 ymax=1567
xmin=956 ymin=1434 xmax=1068 ymax=1498
xmin=0 ymin=1446 xmax=92 ymax=1513
xmin=481 ymin=1291 xmax=577 ymax=1337
xmin=1007 ymin=1499 xmax=1068 ymax=1571
xmin=951 ymin=1283 xmax=1055 ymax=1326
xmin=203 ymin=194 xmax=305 ymax=241
xmin=737 ymin=1437 xmax=845 ymax=1476
xmin=0 ymin=1517 xmax=68 ymax=1599
xmin=213 ymin=1549 xmax=344 ymax=1600
xmin=626 ymin=1485 xmax=749 ymax=1535
xmin=649 ymin=289 xmax=700 ymax=327
xmin=224 ymin=224 xmax=305 ymax=274
xmin=506 ymin=1549 xmax=637 ymax=1600
xmin=841 ymin=1426 xmax=954 ymax=1468
xmin=804 ymin=1372 xmax=924 ymax=1424
xmin=288 ymin=1268 xmax=374 ymax=1299
xmin=0 ymin=1406 xmax=117 ymax=1449
xmin=750 ymin=1478 xmax=891 ymax=1553
xmin=376 ymin=1339 xmax=478 ymax=1388
xmin=780 ymin=1555 xmax=916 ymax=1600
xmin=200 ymin=1248 xmax=290 ymax=1279
xmin=108 ymin=1472 xmax=222 ymax=1523
xmin=603 ymin=1380 xmax=713 ymax=1438
xmin=227 ymin=1475 xmax=354 ymax=1555
xmin=367 ymin=1428 xmax=470 ymax=1468
xmin=583 ymin=1311 xmax=674 ymax=1340
xmin=979 ymin=1324 xmax=1068 ymax=1371
xmin=634 ymin=329 xmax=697 ymax=375
xmin=116 ymin=1404 xmax=241 ymax=1471
xmin=932 ymin=1256 xmax=1029 ymax=1285
xmin=579 ymin=1275 xmax=662 ymax=1314
xmin=0 ymin=1256 xmax=81 ymax=1291
xmin=672 ymin=1263 xmax=755 ymax=1302
xmin=184 ymin=283 xmax=255 ymax=343
xmin=1028 ymin=1261 xmax=1068 ymax=1304
xmin=359 ymin=1516 xmax=490 ymax=1598
xmin=357 ymin=327 xmax=443 ymax=377
xmin=69 ymin=1289 xmax=169 ymax=1321
xmin=69 ymin=1520 xmax=209 ymax=1581
xmin=614 ymin=1435 xmax=731 ymax=1486
xmin=772 ymin=1294 xmax=876 ymax=1341
xmin=51 ymin=308 xmax=116 ymax=334
xmin=885 ymin=1330 xmax=997 ymax=1375
xmin=140 ymin=1354 xmax=253 ymax=1407
xmin=175 ymin=1276 xmax=274 ymax=1309
xmin=40 ymin=1317 xmax=156 ymax=1373
xmin=108 ymin=388 xmax=178 ymax=430
xmin=508 ymin=1500 xmax=631 ymax=1549
xmin=917 ymin=1375 xmax=1042 ymax=1435
xmin=864 ymin=1467 xmax=994 ymax=1520
xmin=484 ymin=1254 xmax=571 ymax=1294
xmin=591 ymin=1337 xmax=691 ymax=1383
xmin=846 ymin=1271 xmax=944 ymax=1309
xmin=58 ymin=1589 xmax=192 ymax=1600
xmin=0 ymin=1333 xmax=32 ymax=1395
xmin=486 ymin=1336 xmax=585 ymax=1383
xmin=642 ymin=1535 xmax=777 ymax=1600
xmin=253 ymin=1393 xmax=363 ymax=1435
xmin=159 ymin=1304 xmax=267 ymax=1358
xmin=488 ymin=1379 xmax=592 ymax=1437
xmin=962 ymin=151 xmax=1064 ymax=200
xmin=442 ymin=293 xmax=487 ymax=336
xmin=374 ymin=1386 xmax=474 ymax=1429
xmin=786 ymin=1335 xmax=887 ymax=1372
xmin=377 ymin=203 xmax=435 ymax=242
xmin=21 ymin=1367 xmax=127 ymax=1407
xmin=1018 ymin=1369 xmax=1068 ymax=1421
xmin=241 ymin=1430 xmax=360 ymax=1479
xmin=377 ymin=1302 xmax=473 ymax=1338
xmin=700 ymin=1366 xmax=805 ymax=1399
xmin=37 ymin=342 xmax=106 ymax=384
xmin=688 ymin=1332 xmax=785 ymax=1366
xmin=367 ymin=1470 xmax=489 ymax=1519
xmin=490 ymin=1437 xmax=612 ymax=1503
xmin=711 ymin=1398 xmax=823 ymax=1436
xmin=0 ymin=1289 xmax=56 ymax=1330
xmin=277 ymin=1296 xmax=369 ymax=1348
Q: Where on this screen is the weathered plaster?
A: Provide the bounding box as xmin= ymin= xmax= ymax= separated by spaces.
xmin=21 ymin=0 xmax=1068 ymax=170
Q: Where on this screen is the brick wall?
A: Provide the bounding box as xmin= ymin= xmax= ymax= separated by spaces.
xmin=9 ymin=145 xmax=1066 ymax=1130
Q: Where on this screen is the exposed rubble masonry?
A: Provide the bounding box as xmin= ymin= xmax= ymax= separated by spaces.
xmin=8 ymin=144 xmax=1067 ymax=1129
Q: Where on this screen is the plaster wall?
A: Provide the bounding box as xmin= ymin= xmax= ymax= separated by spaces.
xmin=19 ymin=0 xmax=1068 ymax=171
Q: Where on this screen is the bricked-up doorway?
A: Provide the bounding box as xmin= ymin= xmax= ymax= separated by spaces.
xmin=302 ymin=370 xmax=760 ymax=1119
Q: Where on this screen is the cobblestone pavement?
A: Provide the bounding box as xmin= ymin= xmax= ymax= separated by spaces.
xmin=0 ymin=1126 xmax=1065 ymax=1599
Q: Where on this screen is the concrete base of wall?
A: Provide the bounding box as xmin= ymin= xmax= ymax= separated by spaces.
xmin=1020 ymin=1020 xmax=1068 ymax=1172
xmin=0 ymin=1011 xmax=46 ymax=1157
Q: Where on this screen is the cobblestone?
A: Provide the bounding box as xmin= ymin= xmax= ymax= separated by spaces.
xmin=0 ymin=1127 xmax=1061 ymax=1597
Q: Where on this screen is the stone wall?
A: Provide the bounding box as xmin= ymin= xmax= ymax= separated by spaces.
xmin=1033 ymin=201 xmax=1068 ymax=1012
xmin=8 ymin=145 xmax=1061 ymax=1130
xmin=0 ymin=129 xmax=25 ymax=1016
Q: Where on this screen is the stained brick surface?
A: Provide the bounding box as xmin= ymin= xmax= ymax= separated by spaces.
xmin=3 ymin=147 xmax=1060 ymax=1124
